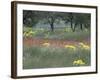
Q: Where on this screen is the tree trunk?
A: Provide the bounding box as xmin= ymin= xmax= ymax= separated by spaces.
xmin=70 ymin=22 xmax=73 ymax=31
xmin=50 ymin=23 xmax=54 ymax=32
xmin=70 ymin=19 xmax=74 ymax=32
xmin=80 ymin=23 xmax=83 ymax=31
xmin=73 ymin=23 xmax=77 ymax=32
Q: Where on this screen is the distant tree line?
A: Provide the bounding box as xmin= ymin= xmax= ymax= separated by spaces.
xmin=23 ymin=10 xmax=91 ymax=32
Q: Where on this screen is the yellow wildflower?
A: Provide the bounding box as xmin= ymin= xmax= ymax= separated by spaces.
xmin=42 ymin=43 xmax=50 ymax=47
xmin=29 ymin=30 xmax=36 ymax=34
xmin=77 ymin=60 xmax=85 ymax=65
xmin=24 ymin=32 xmax=30 ymax=37
xmin=79 ymin=42 xmax=84 ymax=46
xmin=82 ymin=45 xmax=90 ymax=50
xmin=79 ymin=42 xmax=90 ymax=50
xmin=29 ymin=30 xmax=33 ymax=34
xmin=25 ymin=33 xmax=30 ymax=37
xmin=73 ymin=61 xmax=77 ymax=64
xmin=73 ymin=59 xmax=85 ymax=65
xmin=65 ymin=45 xmax=76 ymax=50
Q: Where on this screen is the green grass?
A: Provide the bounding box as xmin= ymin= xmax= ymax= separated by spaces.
xmin=23 ymin=27 xmax=90 ymax=41
xmin=23 ymin=27 xmax=90 ymax=69
xmin=23 ymin=45 xmax=90 ymax=69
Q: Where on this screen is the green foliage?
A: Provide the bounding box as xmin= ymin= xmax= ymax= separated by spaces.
xmin=23 ymin=10 xmax=39 ymax=27
xmin=23 ymin=10 xmax=90 ymax=32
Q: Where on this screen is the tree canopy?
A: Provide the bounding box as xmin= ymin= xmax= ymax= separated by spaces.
xmin=23 ymin=10 xmax=91 ymax=32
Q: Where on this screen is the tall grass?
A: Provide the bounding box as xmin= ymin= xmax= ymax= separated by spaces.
xmin=23 ymin=45 xmax=90 ymax=69
xmin=23 ymin=27 xmax=90 ymax=69
xmin=23 ymin=27 xmax=90 ymax=41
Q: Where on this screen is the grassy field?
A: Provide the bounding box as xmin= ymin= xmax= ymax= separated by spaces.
xmin=23 ymin=27 xmax=90 ymax=41
xmin=23 ymin=27 xmax=91 ymax=69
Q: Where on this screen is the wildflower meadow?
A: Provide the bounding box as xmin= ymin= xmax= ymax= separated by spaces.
xmin=23 ymin=10 xmax=91 ymax=69
xmin=23 ymin=27 xmax=90 ymax=69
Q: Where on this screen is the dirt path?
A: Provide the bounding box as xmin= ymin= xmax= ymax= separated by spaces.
xmin=23 ymin=38 xmax=90 ymax=47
